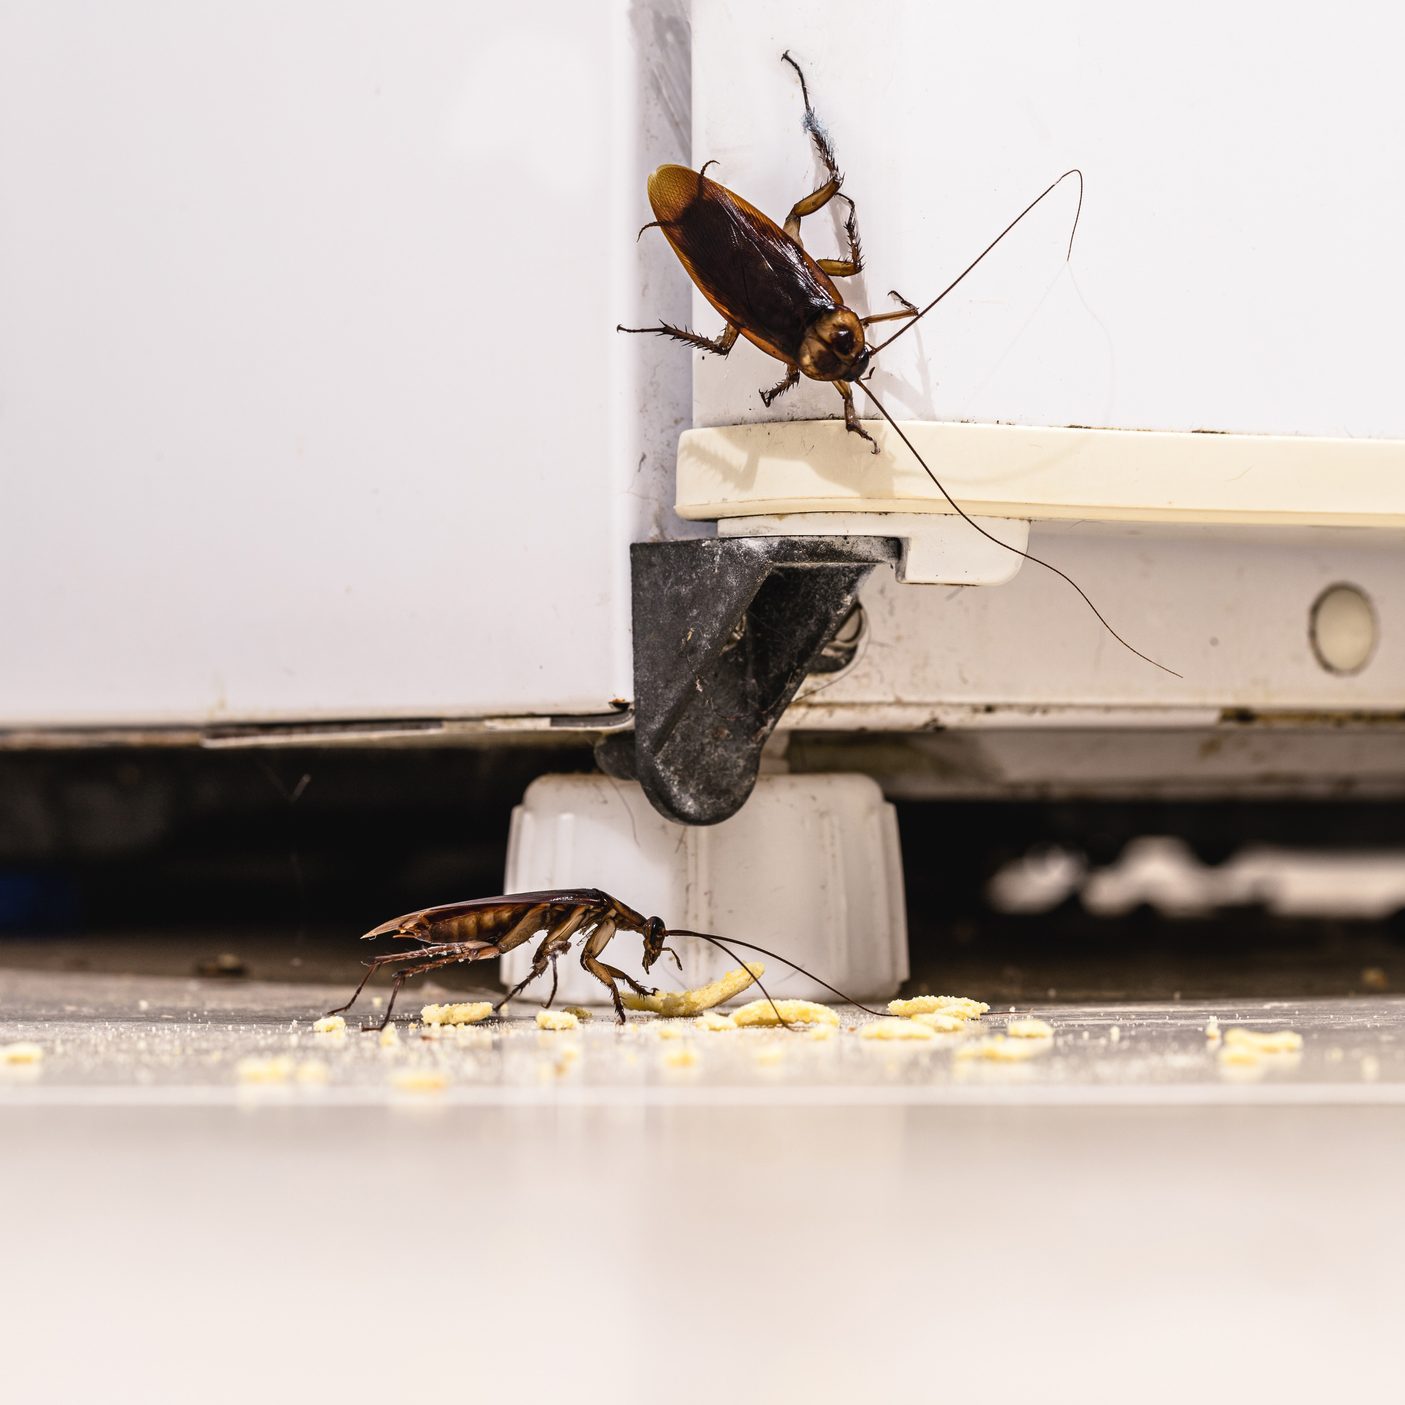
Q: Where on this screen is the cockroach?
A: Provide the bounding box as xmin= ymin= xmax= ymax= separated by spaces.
xmin=621 ymin=52 xmax=1176 ymax=677
xmin=326 ymin=887 xmax=875 ymax=1029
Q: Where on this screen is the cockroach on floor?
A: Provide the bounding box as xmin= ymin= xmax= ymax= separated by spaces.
xmin=327 ymin=887 xmax=872 ymax=1029
xmin=622 ymin=52 xmax=1176 ymax=677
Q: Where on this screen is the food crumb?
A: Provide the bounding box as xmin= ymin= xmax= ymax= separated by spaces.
xmin=860 ymin=1018 xmax=936 ymax=1042
xmin=956 ymin=1036 xmax=1050 ymax=1063
xmin=806 ymin=1024 xmax=838 ymax=1042
xmin=1223 ymin=1028 xmax=1302 ymax=1054
xmin=888 ymin=996 xmax=988 ymax=1021
xmin=912 ymin=1012 xmax=968 ymax=1034
xmin=754 ymin=1043 xmax=785 ymax=1066
xmin=1205 ymin=1016 xmax=1220 ymax=1041
xmin=235 ymin=1055 xmax=295 ymax=1084
xmin=732 ymin=999 xmax=840 ymax=1028
xmin=0 ymin=1042 xmax=43 ymax=1065
xmin=378 ymin=1025 xmax=400 ymax=1050
xmin=564 ymin=1007 xmax=593 ymax=1021
xmin=295 ymin=1060 xmax=330 ymax=1085
xmin=1109 ymin=1025 xmax=1121 ymax=1043
xmin=623 ymin=963 xmax=765 ymax=1017
xmin=391 ymin=1069 xmax=449 ymax=1093
xmin=661 ymin=1045 xmax=700 ymax=1070
xmin=694 ymin=1011 xmax=737 ymax=1032
xmin=421 ymin=1001 xmax=493 ymax=1027
xmin=1006 ymin=1018 xmax=1054 ymax=1040
xmin=652 ymin=1022 xmax=687 ymax=1040
xmin=1361 ymin=1054 xmax=1381 ymax=1082
xmin=313 ymin=1015 xmax=347 ymax=1036
xmin=536 ymin=1009 xmax=580 ymax=1031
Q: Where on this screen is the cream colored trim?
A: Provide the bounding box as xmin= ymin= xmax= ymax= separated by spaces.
xmin=675 ymin=421 xmax=1405 ymax=527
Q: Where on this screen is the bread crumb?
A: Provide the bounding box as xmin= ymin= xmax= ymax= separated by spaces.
xmin=564 ymin=1007 xmax=593 ymax=1021
xmin=956 ymin=1036 xmax=1050 ymax=1062
xmin=652 ymin=1022 xmax=687 ymax=1040
xmin=1205 ymin=1016 xmax=1220 ymax=1041
xmin=313 ymin=1015 xmax=347 ymax=1036
xmin=236 ymin=1055 xmax=296 ymax=1083
xmin=754 ymin=1044 xmax=785 ymax=1065
xmin=1006 ymin=1018 xmax=1054 ymax=1040
xmin=913 ymin=1012 xmax=967 ymax=1034
xmin=1361 ymin=1054 xmax=1381 ymax=1082
xmin=1223 ymin=1027 xmax=1302 ymax=1054
xmin=731 ymin=999 xmax=841 ymax=1028
xmin=694 ymin=1011 xmax=737 ymax=1032
xmin=1108 ymin=1025 xmax=1121 ymax=1043
xmin=421 ymin=1001 xmax=493 ymax=1027
xmin=295 ymin=1060 xmax=330 ymax=1084
xmin=806 ymin=1024 xmax=838 ymax=1042
xmin=0 ymin=1042 xmax=43 ymax=1065
xmin=888 ymin=996 xmax=988 ymax=1020
xmin=661 ymin=1045 xmax=699 ymax=1070
xmin=860 ymin=1018 xmax=936 ymax=1042
xmin=536 ymin=1009 xmax=579 ymax=1031
xmin=378 ymin=1025 xmax=400 ymax=1049
xmin=391 ymin=1068 xmax=449 ymax=1093
xmin=623 ymin=963 xmax=765 ymax=1016
xmin=1218 ymin=1044 xmax=1262 ymax=1067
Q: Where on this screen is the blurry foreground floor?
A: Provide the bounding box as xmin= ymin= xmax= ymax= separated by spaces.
xmin=4 ymin=967 xmax=1402 ymax=1401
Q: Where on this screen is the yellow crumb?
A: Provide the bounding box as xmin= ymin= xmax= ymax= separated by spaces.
xmin=391 ymin=1068 xmax=449 ymax=1093
xmin=1205 ymin=1016 xmax=1221 ymax=1040
xmin=235 ymin=1055 xmax=296 ymax=1084
xmin=623 ymin=963 xmax=765 ymax=1017
xmin=535 ymin=1009 xmax=580 ymax=1031
xmin=652 ymin=1022 xmax=687 ymax=1040
xmin=1361 ymin=1054 xmax=1381 ymax=1082
xmin=295 ymin=1060 xmax=330 ymax=1084
xmin=1108 ymin=1026 xmax=1121 ymax=1043
xmin=564 ymin=1007 xmax=593 ymax=1021
xmin=956 ymin=1036 xmax=1050 ymax=1063
xmin=694 ymin=1011 xmax=737 ymax=1032
xmin=661 ymin=1045 xmax=700 ymax=1070
xmin=912 ymin=1012 xmax=967 ymax=1034
xmin=1223 ymin=1027 xmax=1303 ymax=1054
xmin=860 ymin=1018 xmax=936 ymax=1042
xmin=1218 ymin=1044 xmax=1262 ymax=1067
xmin=0 ymin=1042 xmax=43 ymax=1065
xmin=313 ymin=1015 xmax=347 ymax=1036
xmin=1006 ymin=1018 xmax=1054 ymax=1040
xmin=754 ymin=1044 xmax=786 ymax=1065
xmin=420 ymin=1001 xmax=493 ymax=1027
xmin=888 ymin=995 xmax=989 ymax=1021
xmin=731 ymin=998 xmax=841 ymax=1028
xmin=806 ymin=1024 xmax=838 ymax=1042
xmin=378 ymin=1025 xmax=400 ymax=1049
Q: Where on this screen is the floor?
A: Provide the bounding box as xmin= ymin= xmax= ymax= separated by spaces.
xmin=3 ymin=964 xmax=1402 ymax=1400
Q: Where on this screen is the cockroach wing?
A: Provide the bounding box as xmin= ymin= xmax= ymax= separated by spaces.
xmin=648 ymin=164 xmax=838 ymax=365
xmin=361 ymin=889 xmax=611 ymax=942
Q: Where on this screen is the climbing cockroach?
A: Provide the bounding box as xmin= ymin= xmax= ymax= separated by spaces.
xmin=622 ymin=52 xmax=1176 ymax=676
xmin=327 ymin=887 xmax=873 ymax=1029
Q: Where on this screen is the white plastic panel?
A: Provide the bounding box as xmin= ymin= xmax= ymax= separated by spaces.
xmin=689 ymin=1 xmax=1405 ymax=439
xmin=0 ymin=1 xmax=690 ymax=727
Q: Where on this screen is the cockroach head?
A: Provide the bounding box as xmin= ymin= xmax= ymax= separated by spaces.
xmin=640 ymin=916 xmax=669 ymax=972
xmin=798 ymin=308 xmax=869 ymax=383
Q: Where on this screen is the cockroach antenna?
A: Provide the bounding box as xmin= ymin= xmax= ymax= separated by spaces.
xmin=669 ymin=930 xmax=892 ymax=1020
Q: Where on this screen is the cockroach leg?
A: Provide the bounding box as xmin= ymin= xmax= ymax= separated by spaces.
xmin=496 ymin=907 xmax=591 ymax=1013
xmin=373 ymin=952 xmax=484 ymax=1031
xmin=324 ymin=943 xmax=463 ymax=1019
xmin=837 ymin=381 xmax=878 ymax=452
xmin=784 ymin=174 xmax=842 ymax=240
xmin=815 ymin=196 xmax=863 ymax=278
xmin=861 ymin=288 xmax=919 ymax=327
xmin=759 ymin=365 xmax=800 ymax=407
xmin=617 ymin=320 xmax=739 ymax=358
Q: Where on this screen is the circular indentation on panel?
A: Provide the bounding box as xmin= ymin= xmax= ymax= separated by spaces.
xmin=1309 ymin=583 xmax=1377 ymax=675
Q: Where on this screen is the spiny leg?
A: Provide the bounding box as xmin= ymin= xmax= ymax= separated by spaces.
xmin=618 ymin=321 xmax=739 ymax=357
xmin=374 ymin=951 xmax=498 ymax=1031
xmin=815 ymin=195 xmax=863 ymax=278
xmin=325 ymin=943 xmax=464 ymax=1018
xmin=759 ymin=366 xmax=800 ymax=407
xmin=863 ymin=290 xmax=919 ymax=327
xmin=496 ymin=908 xmax=589 ymax=1013
xmin=837 ymin=381 xmax=878 ymax=453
